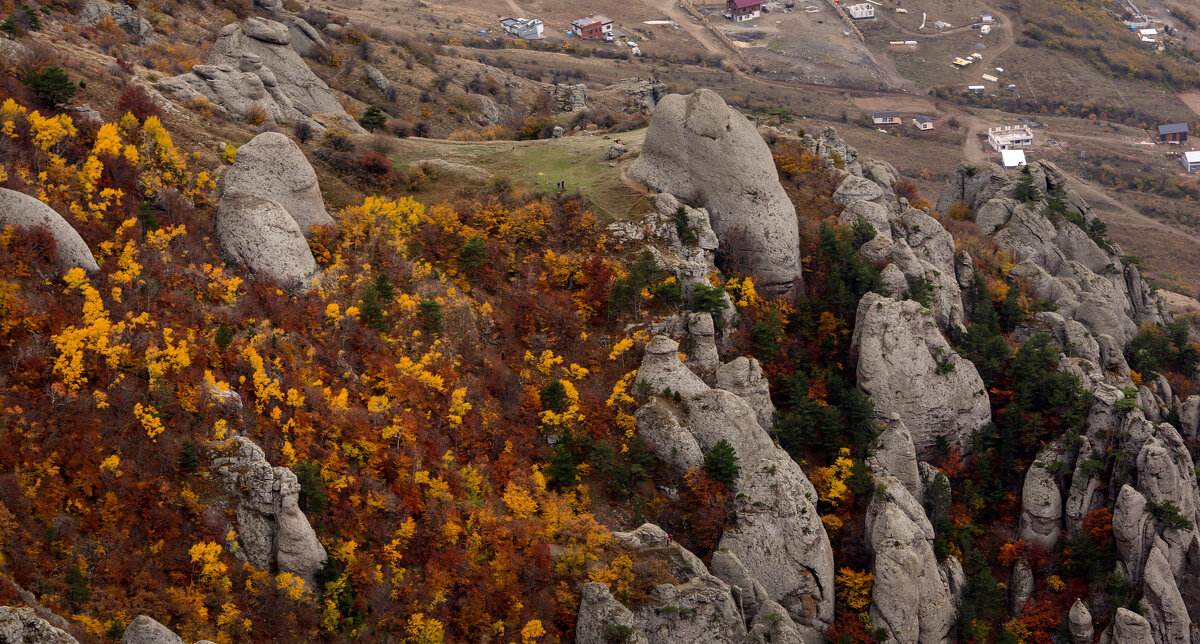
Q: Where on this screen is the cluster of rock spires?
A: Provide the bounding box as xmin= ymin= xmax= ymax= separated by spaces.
xmin=159 ymin=17 xmax=363 ymax=134
xmin=604 ymin=88 xmax=1198 ymax=644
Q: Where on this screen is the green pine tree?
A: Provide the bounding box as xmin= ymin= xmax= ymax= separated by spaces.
xmin=358 ymin=105 xmax=388 ymax=132
xmin=703 ymin=439 xmax=740 ymax=486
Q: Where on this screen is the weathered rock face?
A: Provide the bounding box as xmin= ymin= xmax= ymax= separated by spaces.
xmin=0 ymin=607 xmax=78 ymax=644
xmin=628 ymin=90 xmax=800 ymax=294
xmin=1100 ymin=607 xmax=1153 ymax=644
xmin=159 ymin=18 xmax=363 ymax=132
xmin=715 ymin=357 xmax=775 ymax=432
xmin=575 ymin=524 xmax=807 ymax=644
xmin=634 ymin=339 xmax=834 ymax=632
xmin=0 ymin=188 xmax=99 ymax=274
xmin=79 ymin=0 xmax=152 ymax=39
xmin=1142 ymin=538 xmax=1192 ymax=644
xmin=852 ymin=293 xmax=991 ymax=458
xmin=283 ymin=16 xmax=325 ymax=55
xmin=575 ymin=583 xmax=646 ymax=644
xmin=1135 ymin=424 xmax=1200 ymax=575
xmin=1068 ymin=599 xmax=1093 ymax=644
xmin=215 ymin=189 xmax=319 ymax=292
xmin=222 ymin=132 xmax=333 ymax=233
xmin=121 ymin=615 xmax=183 ymax=644
xmin=1113 ymin=484 xmax=1154 ymax=584
xmin=362 ymin=65 xmax=393 ymax=97
xmin=211 ymin=436 xmax=327 ymax=586
xmin=867 ymin=416 xmax=920 ymax=498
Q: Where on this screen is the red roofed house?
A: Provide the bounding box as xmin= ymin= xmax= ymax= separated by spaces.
xmin=726 ymin=0 xmax=761 ymax=22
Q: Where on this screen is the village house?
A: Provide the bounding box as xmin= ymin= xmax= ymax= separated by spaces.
xmin=1183 ymin=151 xmax=1200 ymax=172
xmin=1158 ymin=123 xmax=1188 ymax=144
xmin=571 ymin=14 xmax=614 ymax=40
xmin=726 ymin=0 xmax=762 ymax=22
xmin=988 ymin=124 xmax=1033 ymax=151
xmin=846 ymin=3 xmax=875 ymax=20
xmin=913 ymin=116 xmax=934 ymax=131
xmin=872 ymin=110 xmax=900 ymax=126
xmin=500 ymin=17 xmax=544 ymax=39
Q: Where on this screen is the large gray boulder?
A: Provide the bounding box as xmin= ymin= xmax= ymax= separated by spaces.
xmin=1113 ymin=484 xmax=1154 ymax=585
xmin=222 ymin=132 xmax=333 ymax=233
xmin=160 ymin=18 xmax=363 ymax=132
xmin=0 ymin=188 xmax=99 ymax=274
xmin=283 ymin=16 xmax=325 ymax=55
xmin=628 ymin=90 xmax=800 ymax=294
xmin=121 ymin=615 xmax=183 ymax=644
xmin=852 ymin=293 xmax=991 ymax=459
xmin=211 ymin=436 xmax=327 ymax=586
xmin=215 ymin=189 xmax=319 ymax=293
xmin=0 ymin=607 xmax=78 ymax=644
xmin=715 ymin=357 xmax=775 ymax=432
xmin=867 ymin=415 xmax=920 ymax=498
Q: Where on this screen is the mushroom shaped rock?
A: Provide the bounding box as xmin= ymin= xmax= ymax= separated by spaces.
xmin=628 ymin=89 xmax=800 ymax=294
xmin=1069 ymin=599 xmax=1093 ymax=644
xmin=0 ymin=188 xmax=99 ymax=273
xmin=216 ymin=189 xmax=319 ymax=293
xmin=223 ymin=132 xmax=333 ymax=233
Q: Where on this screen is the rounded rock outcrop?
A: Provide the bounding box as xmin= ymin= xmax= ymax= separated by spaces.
xmin=121 ymin=615 xmax=183 ymax=644
xmin=0 ymin=607 xmax=78 ymax=644
xmin=222 ymin=132 xmax=333 ymax=233
xmin=215 ymin=189 xmax=319 ymax=293
xmin=627 ymin=89 xmax=800 ymax=294
xmin=0 ymin=188 xmax=99 ymax=274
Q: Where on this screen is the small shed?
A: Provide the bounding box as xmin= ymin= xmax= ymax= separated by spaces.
xmin=913 ymin=116 xmax=934 ymax=131
xmin=1183 ymin=151 xmax=1200 ymax=172
xmin=1001 ymin=149 xmax=1027 ymax=169
xmin=1159 ymin=123 xmax=1189 ymax=144
xmin=981 ymin=13 xmax=995 ymax=23
xmin=872 ymin=110 xmax=900 ymax=125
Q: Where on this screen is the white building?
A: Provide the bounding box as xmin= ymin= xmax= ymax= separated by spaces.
xmin=1184 ymin=151 xmax=1200 ymax=172
xmin=846 ymin=3 xmax=874 ymax=19
xmin=1001 ymin=149 xmax=1027 ymax=169
xmin=988 ymin=124 xmax=1033 ymax=151
xmin=500 ymin=17 xmax=544 ymax=39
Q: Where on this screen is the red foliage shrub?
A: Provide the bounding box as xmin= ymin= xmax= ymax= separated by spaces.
xmin=116 ymin=84 xmax=164 ymax=121
xmin=360 ymin=151 xmax=393 ymax=177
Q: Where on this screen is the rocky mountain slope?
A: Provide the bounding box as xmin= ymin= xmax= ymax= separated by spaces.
xmin=0 ymin=2 xmax=1199 ymax=641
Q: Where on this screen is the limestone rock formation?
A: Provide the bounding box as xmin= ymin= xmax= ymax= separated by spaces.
xmin=832 ymin=175 xmax=885 ymax=205
xmin=1068 ymin=599 xmax=1093 ymax=644
xmin=210 ymin=436 xmax=327 ymax=585
xmin=221 ymin=132 xmax=334 ymax=233
xmin=634 ymin=338 xmax=834 ymax=632
xmin=939 ymin=160 xmax=1165 ymax=352
xmin=1113 ymin=484 xmax=1155 ymax=585
xmin=215 ymin=189 xmax=319 ymax=292
xmin=628 ymin=89 xmax=800 ymax=294
xmin=122 ymin=615 xmax=183 ymax=644
xmin=79 ymin=0 xmax=152 ymax=39
xmin=1018 ymin=443 xmax=1069 ymax=549
xmin=864 ymin=418 xmax=958 ymax=644
xmin=159 ymin=18 xmax=363 ymax=132
xmin=0 ymin=188 xmax=99 ymax=274
xmin=1008 ymin=558 xmax=1033 ymax=617
xmin=852 ymin=293 xmax=991 ymax=458
xmin=867 ymin=416 xmax=920 ymax=498
xmin=0 ymin=607 xmax=78 ymax=644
